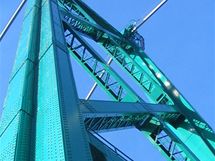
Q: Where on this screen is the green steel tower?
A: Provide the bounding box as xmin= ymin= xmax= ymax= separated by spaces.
xmin=0 ymin=0 xmax=215 ymax=160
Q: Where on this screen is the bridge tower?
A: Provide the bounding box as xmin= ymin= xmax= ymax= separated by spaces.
xmin=0 ymin=0 xmax=214 ymax=160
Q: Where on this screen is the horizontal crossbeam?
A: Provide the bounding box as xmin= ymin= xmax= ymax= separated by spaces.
xmin=80 ymin=99 xmax=178 ymax=118
xmin=80 ymin=100 xmax=194 ymax=160
xmin=80 ymin=99 xmax=215 ymax=142
xmin=80 ymin=99 xmax=180 ymax=132
xmin=58 ymin=0 xmax=215 ymax=160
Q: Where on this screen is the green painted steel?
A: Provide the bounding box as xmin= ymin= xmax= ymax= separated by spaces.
xmin=0 ymin=0 xmax=215 ymax=161
xmin=63 ymin=12 xmax=197 ymax=161
xmin=0 ymin=0 xmax=41 ymax=160
xmin=36 ymin=0 xmax=93 ymax=160
xmin=1 ymin=0 xmax=92 ymax=160
xmin=59 ymin=0 xmax=215 ymax=160
xmin=65 ymin=28 xmax=139 ymax=102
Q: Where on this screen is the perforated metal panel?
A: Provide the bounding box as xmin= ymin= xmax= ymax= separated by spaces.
xmin=36 ymin=46 xmax=66 ymax=160
xmin=0 ymin=0 xmax=40 ymax=160
xmin=0 ymin=113 xmax=20 ymax=160
xmin=1 ymin=63 xmax=35 ymax=132
xmin=39 ymin=0 xmax=52 ymax=59
xmin=10 ymin=6 xmax=40 ymax=78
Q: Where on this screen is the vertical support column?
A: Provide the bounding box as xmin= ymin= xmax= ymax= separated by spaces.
xmin=36 ymin=0 xmax=93 ymax=160
xmin=0 ymin=0 xmax=41 ymax=160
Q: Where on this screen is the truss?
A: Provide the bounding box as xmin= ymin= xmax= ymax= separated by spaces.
xmin=0 ymin=0 xmax=214 ymax=161
xmin=59 ymin=0 xmax=215 ymax=160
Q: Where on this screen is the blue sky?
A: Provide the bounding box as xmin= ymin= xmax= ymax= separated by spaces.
xmin=0 ymin=0 xmax=214 ymax=160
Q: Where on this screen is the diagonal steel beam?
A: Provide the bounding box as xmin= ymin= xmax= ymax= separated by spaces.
xmin=87 ymin=131 xmax=133 ymax=161
xmin=61 ymin=1 xmax=215 ymax=157
xmin=85 ymin=57 xmax=113 ymax=100
xmin=59 ymin=1 xmax=214 ymax=160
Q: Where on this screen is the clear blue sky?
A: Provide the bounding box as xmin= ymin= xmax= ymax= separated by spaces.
xmin=0 ymin=0 xmax=214 ymax=161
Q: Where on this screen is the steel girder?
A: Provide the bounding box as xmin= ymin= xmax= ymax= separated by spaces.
xmin=80 ymin=100 xmax=180 ymax=132
xmin=62 ymin=12 xmax=197 ymax=161
xmin=57 ymin=0 xmax=215 ymax=161
xmin=82 ymin=100 xmax=194 ymax=161
xmin=81 ymin=100 xmax=215 ymax=143
xmin=0 ymin=0 xmax=203 ymax=161
xmin=60 ymin=7 xmax=215 ymax=144
xmin=87 ymin=131 xmax=133 ymax=161
xmin=64 ymin=28 xmax=138 ymax=102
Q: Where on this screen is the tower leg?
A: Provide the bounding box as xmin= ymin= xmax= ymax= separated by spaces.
xmin=35 ymin=0 xmax=93 ymax=160
xmin=0 ymin=0 xmax=41 ymax=160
